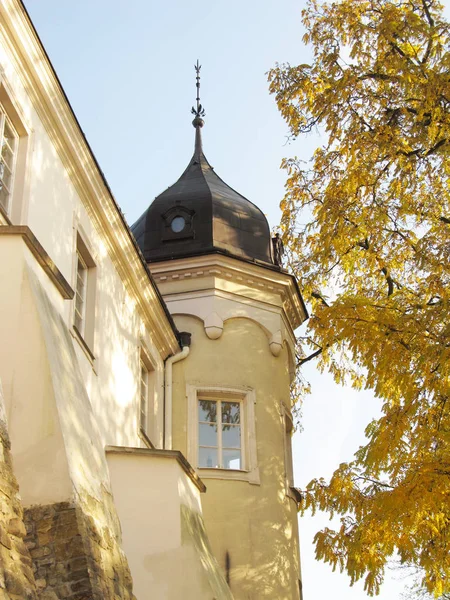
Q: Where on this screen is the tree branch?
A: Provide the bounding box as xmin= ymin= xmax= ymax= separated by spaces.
xmin=297 ymin=347 xmax=323 ymax=367
xmin=422 ymin=0 xmax=435 ymax=27
xmin=352 ymin=475 xmax=395 ymax=490
xmin=381 ymin=267 xmax=395 ymax=296
xmin=425 ymin=138 xmax=447 ymax=156
xmin=311 ymin=291 xmax=330 ymax=307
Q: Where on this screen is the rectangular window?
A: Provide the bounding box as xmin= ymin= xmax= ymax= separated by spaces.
xmin=74 ymin=252 xmax=88 ymax=335
xmin=73 ymin=232 xmax=96 ymax=355
xmin=187 ymin=386 xmax=259 ymax=483
xmin=198 ymin=399 xmax=242 ymax=470
xmin=0 ymin=106 xmax=18 ymax=215
xmin=283 ymin=406 xmax=295 ymax=490
xmin=139 ymin=347 xmax=156 ymax=447
xmin=140 ymin=361 xmax=149 ymax=433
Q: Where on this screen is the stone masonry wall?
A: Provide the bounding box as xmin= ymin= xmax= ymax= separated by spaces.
xmin=24 ymin=503 xmax=89 ymax=600
xmin=24 ymin=495 xmax=135 ymax=600
xmin=0 ymin=417 xmax=38 ymax=600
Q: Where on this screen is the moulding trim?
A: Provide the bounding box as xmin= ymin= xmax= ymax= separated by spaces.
xmin=0 ymin=225 xmax=74 ymax=299
xmin=105 ymin=445 xmax=206 ymax=493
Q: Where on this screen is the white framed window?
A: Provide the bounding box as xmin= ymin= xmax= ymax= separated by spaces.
xmin=0 ymin=105 xmax=18 ymax=216
xmin=198 ymin=398 xmax=242 ymax=469
xmin=140 ymin=361 xmax=149 ymax=432
xmin=138 ymin=347 xmax=155 ymax=447
xmin=187 ymin=385 xmax=259 ymax=484
xmin=74 ymin=252 xmax=88 ymax=335
xmin=73 ymin=232 xmax=96 ymax=355
xmin=282 ymin=402 xmax=299 ymax=503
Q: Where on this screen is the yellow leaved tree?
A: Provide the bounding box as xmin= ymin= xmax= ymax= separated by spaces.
xmin=268 ymin=0 xmax=450 ymax=596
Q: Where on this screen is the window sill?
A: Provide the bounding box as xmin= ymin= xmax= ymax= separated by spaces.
xmin=198 ymin=467 xmax=260 ymax=485
xmin=71 ymin=326 xmax=96 ymax=370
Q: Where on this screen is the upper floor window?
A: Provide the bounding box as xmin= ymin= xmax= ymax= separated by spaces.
xmin=187 ymin=385 xmax=259 ymax=484
xmin=0 ymin=106 xmax=18 ymax=216
xmin=284 ymin=408 xmax=294 ymax=489
xmin=198 ymin=399 xmax=241 ymax=469
xmin=73 ymin=232 xmax=96 ymax=355
xmin=140 ymin=361 xmax=149 ymax=433
xmin=139 ymin=347 xmax=155 ymax=447
xmin=74 ymin=252 xmax=88 ymax=335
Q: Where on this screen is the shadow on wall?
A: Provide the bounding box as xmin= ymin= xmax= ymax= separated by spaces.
xmin=25 ymin=266 xmax=136 ymax=599
xmin=181 ymin=503 xmax=234 ymax=600
xmin=29 ymin=127 xmax=149 ymax=453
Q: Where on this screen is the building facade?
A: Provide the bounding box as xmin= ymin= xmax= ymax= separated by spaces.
xmin=0 ymin=2 xmax=306 ymax=599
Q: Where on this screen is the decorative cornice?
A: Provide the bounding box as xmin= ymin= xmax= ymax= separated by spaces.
xmin=162 ymin=287 xmax=297 ymax=361
xmin=0 ymin=0 xmax=180 ymax=358
xmin=150 ymin=254 xmax=308 ymax=331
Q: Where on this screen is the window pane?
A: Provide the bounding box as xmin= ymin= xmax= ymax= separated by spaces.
xmin=0 ymin=162 xmax=11 ymax=190
xmin=199 ymin=423 xmax=217 ymax=447
xmin=222 ymin=424 xmax=240 ymax=448
xmin=0 ymin=187 xmax=8 ymax=211
xmin=222 ymin=401 xmax=240 ymax=424
xmin=141 ymin=366 xmax=148 ymax=395
xmin=199 ymin=447 xmax=218 ymax=468
xmin=1 ymin=146 xmax=13 ymax=170
xmin=74 ymin=311 xmax=83 ymax=332
xmin=3 ymin=121 xmax=16 ymax=152
xmin=223 ymin=449 xmax=241 ymax=470
xmin=198 ymin=400 xmax=216 ymax=423
xmin=140 ymin=408 xmax=146 ymax=430
xmin=75 ymin=294 xmax=84 ymax=314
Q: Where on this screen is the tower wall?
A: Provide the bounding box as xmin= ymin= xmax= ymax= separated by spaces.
xmin=171 ymin=314 xmax=302 ymax=600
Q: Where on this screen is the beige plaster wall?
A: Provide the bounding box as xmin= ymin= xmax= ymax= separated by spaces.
xmin=0 ymin=27 xmax=167 ymax=452
xmin=0 ymin=238 xmax=72 ymax=505
xmin=1 ymin=242 xmax=135 ymax=596
xmin=107 ymin=451 xmax=234 ymax=600
xmin=171 ymin=315 xmax=301 ymax=600
xmin=0 ymin=235 xmax=130 ymax=508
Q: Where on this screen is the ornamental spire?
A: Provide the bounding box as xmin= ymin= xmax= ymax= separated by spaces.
xmin=191 ymin=60 xmax=205 ymax=158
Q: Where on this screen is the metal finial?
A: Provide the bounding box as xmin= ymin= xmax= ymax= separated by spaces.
xmin=191 ymin=60 xmax=205 ymax=127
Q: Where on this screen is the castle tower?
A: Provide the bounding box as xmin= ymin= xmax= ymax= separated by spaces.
xmin=132 ymin=64 xmax=307 ymax=600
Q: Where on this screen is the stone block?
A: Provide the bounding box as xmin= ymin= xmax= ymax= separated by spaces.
xmin=0 ymin=525 xmax=11 ymax=549
xmin=5 ymin=569 xmax=32 ymax=597
xmin=7 ymin=517 xmax=26 ymax=538
xmin=29 ymin=546 xmax=51 ymax=559
xmin=39 ymin=592 xmax=59 ymax=600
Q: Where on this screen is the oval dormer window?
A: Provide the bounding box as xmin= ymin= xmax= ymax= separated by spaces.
xmin=171 ymin=216 xmax=186 ymax=233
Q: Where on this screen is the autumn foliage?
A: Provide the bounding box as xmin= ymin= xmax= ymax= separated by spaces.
xmin=268 ymin=0 xmax=450 ymax=596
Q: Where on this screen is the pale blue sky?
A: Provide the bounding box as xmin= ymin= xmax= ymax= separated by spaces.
xmin=23 ymin=1 xmax=448 ymax=598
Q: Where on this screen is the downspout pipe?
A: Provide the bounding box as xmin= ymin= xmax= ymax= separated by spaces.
xmin=164 ymin=332 xmax=191 ymax=450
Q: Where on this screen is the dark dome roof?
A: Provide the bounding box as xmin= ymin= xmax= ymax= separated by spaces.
xmin=131 ymin=125 xmax=275 ymax=266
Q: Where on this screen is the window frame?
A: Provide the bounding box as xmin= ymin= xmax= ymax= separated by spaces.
xmin=282 ymin=402 xmax=297 ymax=500
xmin=138 ymin=345 xmax=156 ymax=449
xmin=0 ymin=80 xmax=32 ymax=225
xmin=187 ymin=384 xmax=259 ymax=485
xmin=0 ymin=106 xmax=18 ymax=217
xmin=198 ymin=397 xmax=243 ymax=470
xmin=140 ymin=360 xmax=149 ymax=433
xmin=74 ymin=251 xmax=88 ymax=336
xmin=72 ymin=231 xmax=97 ymax=358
